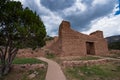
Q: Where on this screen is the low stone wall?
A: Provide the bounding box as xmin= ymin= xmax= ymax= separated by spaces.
xmin=62 ymin=59 xmax=108 ymax=67
xmin=109 ymin=50 xmax=120 ymax=54
xmin=12 ymin=64 xmax=46 ymax=71
xmin=17 ymin=48 xmax=45 ymax=58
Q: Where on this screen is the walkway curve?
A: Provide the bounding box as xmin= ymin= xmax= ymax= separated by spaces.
xmin=37 ymin=57 xmax=66 ymax=80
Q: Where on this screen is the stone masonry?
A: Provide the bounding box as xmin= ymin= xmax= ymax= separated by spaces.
xmin=47 ymin=21 xmax=109 ymax=56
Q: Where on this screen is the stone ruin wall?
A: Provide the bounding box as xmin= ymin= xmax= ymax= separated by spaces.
xmin=62 ymin=58 xmax=109 ymax=67
xmin=45 ymin=36 xmax=61 ymax=55
xmin=47 ymin=21 xmax=109 ymax=56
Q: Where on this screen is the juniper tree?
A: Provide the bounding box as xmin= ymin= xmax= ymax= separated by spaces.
xmin=0 ymin=0 xmax=46 ymax=76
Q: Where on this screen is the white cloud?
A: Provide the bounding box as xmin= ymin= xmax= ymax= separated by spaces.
xmin=92 ymin=0 xmax=107 ymax=6
xmin=35 ymin=0 xmax=63 ymax=36
xmin=41 ymin=14 xmax=62 ymax=36
xmin=82 ymin=15 xmax=120 ymax=37
xmin=13 ymin=0 xmax=118 ymax=37
xmin=62 ymin=0 xmax=86 ymax=16
xmin=13 ymin=0 xmax=23 ymax=2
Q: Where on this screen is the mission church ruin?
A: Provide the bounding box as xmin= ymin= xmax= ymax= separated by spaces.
xmin=47 ymin=21 xmax=108 ymax=56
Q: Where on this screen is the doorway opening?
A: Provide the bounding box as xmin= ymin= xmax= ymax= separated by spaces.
xmin=86 ymin=42 xmax=95 ymax=55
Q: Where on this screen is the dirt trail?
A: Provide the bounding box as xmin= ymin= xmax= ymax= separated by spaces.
xmin=37 ymin=57 xmax=66 ymax=80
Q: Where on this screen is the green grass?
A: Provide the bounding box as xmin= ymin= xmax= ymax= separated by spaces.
xmin=70 ymin=56 xmax=101 ymax=61
xmin=64 ymin=61 xmax=120 ymax=80
xmin=79 ymin=56 xmax=100 ymax=60
xmin=45 ymin=53 xmax=56 ymax=59
xmin=79 ymin=66 xmax=111 ymax=77
xmin=0 ymin=58 xmax=46 ymax=64
xmin=12 ymin=58 xmax=44 ymax=64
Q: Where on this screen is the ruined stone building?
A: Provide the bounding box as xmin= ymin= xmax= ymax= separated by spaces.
xmin=47 ymin=21 xmax=108 ymax=56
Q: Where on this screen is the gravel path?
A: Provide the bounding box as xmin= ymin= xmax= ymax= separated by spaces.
xmin=37 ymin=57 xmax=66 ymax=80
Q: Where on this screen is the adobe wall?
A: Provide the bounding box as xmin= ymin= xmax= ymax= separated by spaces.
xmin=47 ymin=21 xmax=109 ymax=56
xmin=59 ymin=21 xmax=86 ymax=56
xmin=45 ymin=37 xmax=62 ymax=55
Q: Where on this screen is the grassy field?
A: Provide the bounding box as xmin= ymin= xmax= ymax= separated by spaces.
xmin=0 ymin=58 xmax=45 ymax=64
xmin=12 ymin=58 xmax=45 ymax=64
xmin=0 ymin=58 xmax=47 ymax=80
xmin=64 ymin=61 xmax=120 ymax=80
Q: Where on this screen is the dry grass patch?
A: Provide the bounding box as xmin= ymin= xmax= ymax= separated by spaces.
xmin=0 ymin=58 xmax=47 ymax=80
xmin=64 ymin=60 xmax=120 ymax=80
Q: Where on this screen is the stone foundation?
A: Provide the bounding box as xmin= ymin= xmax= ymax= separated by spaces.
xmin=62 ymin=59 xmax=109 ymax=67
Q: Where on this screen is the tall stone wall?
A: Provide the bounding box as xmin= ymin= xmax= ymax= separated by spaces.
xmin=47 ymin=21 xmax=109 ymax=56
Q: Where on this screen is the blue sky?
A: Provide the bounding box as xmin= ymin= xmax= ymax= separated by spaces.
xmin=14 ymin=0 xmax=120 ymax=37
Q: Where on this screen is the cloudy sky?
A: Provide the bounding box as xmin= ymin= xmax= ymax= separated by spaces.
xmin=14 ymin=0 xmax=120 ymax=37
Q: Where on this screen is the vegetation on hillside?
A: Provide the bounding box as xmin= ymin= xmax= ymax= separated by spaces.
xmin=108 ymin=41 xmax=120 ymax=50
xmin=106 ymin=35 xmax=120 ymax=50
xmin=45 ymin=35 xmax=54 ymax=41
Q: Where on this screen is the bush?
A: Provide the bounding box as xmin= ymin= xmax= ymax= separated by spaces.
xmin=45 ymin=51 xmax=55 ymax=59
